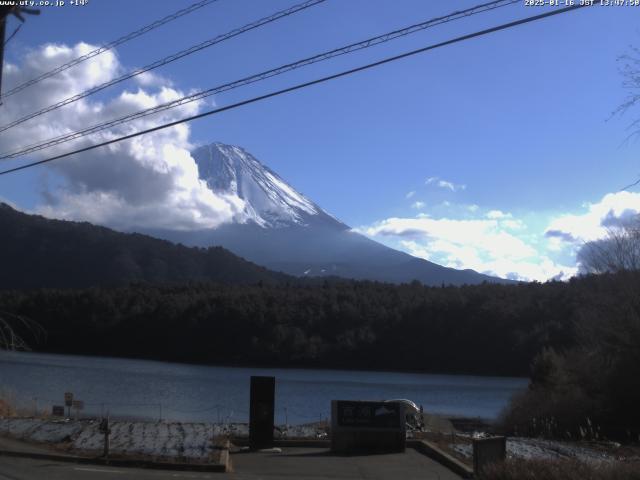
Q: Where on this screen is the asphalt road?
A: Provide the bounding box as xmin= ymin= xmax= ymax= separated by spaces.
xmin=228 ymin=447 xmax=462 ymax=480
xmin=0 ymin=456 xmax=219 ymax=480
xmin=0 ymin=447 xmax=462 ymax=480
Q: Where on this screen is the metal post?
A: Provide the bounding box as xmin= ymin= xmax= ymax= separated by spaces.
xmin=0 ymin=15 xmax=6 ymax=102
xmin=100 ymin=417 xmax=110 ymax=458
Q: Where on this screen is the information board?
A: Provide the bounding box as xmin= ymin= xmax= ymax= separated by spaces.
xmin=331 ymin=400 xmax=406 ymax=453
xmin=336 ymin=400 xmax=402 ymax=429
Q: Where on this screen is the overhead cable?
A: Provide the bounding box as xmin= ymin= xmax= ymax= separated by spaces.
xmin=0 ymin=3 xmax=593 ymax=177
xmin=0 ymin=0 xmax=327 ymax=133
xmin=0 ymin=0 xmax=518 ymax=159
xmin=0 ymin=0 xmax=221 ymax=101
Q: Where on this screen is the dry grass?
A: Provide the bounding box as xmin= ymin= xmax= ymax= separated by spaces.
xmin=479 ymin=458 xmax=640 ymax=480
xmin=0 ymin=398 xmax=16 ymax=417
xmin=0 ymin=391 xmax=50 ymax=418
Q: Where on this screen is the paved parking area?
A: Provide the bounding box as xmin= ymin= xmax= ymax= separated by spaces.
xmin=228 ymin=447 xmax=462 ymax=480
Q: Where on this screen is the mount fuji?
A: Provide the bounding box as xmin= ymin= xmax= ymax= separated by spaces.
xmin=147 ymin=142 xmax=510 ymax=285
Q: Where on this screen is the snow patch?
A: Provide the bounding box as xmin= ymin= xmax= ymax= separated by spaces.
xmin=452 ymin=437 xmax=618 ymax=464
xmin=192 ymin=143 xmax=334 ymax=228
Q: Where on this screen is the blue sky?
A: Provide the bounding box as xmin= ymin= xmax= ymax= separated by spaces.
xmin=1 ymin=0 xmax=639 ymax=280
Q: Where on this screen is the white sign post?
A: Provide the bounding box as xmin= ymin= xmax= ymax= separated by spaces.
xmin=64 ymin=392 xmax=73 ymax=418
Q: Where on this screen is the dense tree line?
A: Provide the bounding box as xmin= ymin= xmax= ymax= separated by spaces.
xmin=0 ymin=276 xmax=599 ymax=376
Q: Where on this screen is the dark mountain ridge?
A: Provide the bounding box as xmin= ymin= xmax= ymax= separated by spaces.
xmin=0 ymin=202 xmax=290 ymax=289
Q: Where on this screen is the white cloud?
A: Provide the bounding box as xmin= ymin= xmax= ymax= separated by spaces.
xmin=425 ymin=176 xmax=466 ymax=192
xmin=545 ymin=191 xmax=640 ymax=244
xmin=358 ymin=211 xmax=576 ymax=282
xmin=406 ymin=190 xmax=416 ymax=199
xmin=135 ymin=70 xmax=173 ymax=89
xmin=370 ymin=191 xmax=640 ymax=282
xmin=1 ymin=42 xmax=242 ymax=231
xmin=486 ymin=209 xmax=511 ymax=219
xmin=411 ymin=201 xmax=426 ymax=210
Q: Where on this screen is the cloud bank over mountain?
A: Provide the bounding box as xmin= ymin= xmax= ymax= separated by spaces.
xmin=358 ymin=191 xmax=640 ymax=282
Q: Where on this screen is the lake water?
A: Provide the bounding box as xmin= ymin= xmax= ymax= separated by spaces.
xmin=0 ymin=351 xmax=527 ymax=424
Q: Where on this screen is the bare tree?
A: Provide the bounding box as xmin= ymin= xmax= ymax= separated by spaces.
xmin=0 ymin=312 xmax=46 ymax=351
xmin=615 ymin=46 xmax=640 ymax=189
xmin=578 ymin=216 xmax=640 ymax=274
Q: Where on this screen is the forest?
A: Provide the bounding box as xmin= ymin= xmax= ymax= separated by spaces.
xmin=0 ymin=273 xmax=619 ymax=376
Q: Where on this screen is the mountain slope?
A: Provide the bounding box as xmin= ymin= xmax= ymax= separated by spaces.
xmin=0 ymin=203 xmax=290 ymax=289
xmin=151 ymin=143 xmax=513 ymax=286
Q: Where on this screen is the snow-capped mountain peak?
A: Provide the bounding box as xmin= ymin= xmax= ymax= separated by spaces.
xmin=192 ymin=142 xmax=343 ymax=229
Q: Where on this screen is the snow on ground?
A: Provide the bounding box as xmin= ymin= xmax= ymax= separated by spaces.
xmin=0 ymin=418 xmax=223 ymax=460
xmin=451 ymin=437 xmax=618 ymax=463
xmin=0 ymin=417 xmax=84 ymax=443
xmin=0 ymin=418 xmax=327 ymax=460
xmin=2 ymin=417 xmax=625 ymax=465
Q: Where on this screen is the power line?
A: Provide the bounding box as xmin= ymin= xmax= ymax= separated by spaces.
xmin=3 ymin=23 xmax=21 ymax=47
xmin=0 ymin=0 xmax=327 ymax=134
xmin=0 ymin=0 xmax=220 ymax=101
xmin=0 ymin=0 xmax=519 ymax=160
xmin=0 ymin=3 xmax=593 ymax=177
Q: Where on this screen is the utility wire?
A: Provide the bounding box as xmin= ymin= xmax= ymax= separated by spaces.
xmin=0 ymin=0 xmax=518 ymax=160
xmin=0 ymin=3 xmax=593 ymax=177
xmin=0 ymin=0 xmax=220 ymax=101
xmin=3 ymin=23 xmax=22 ymax=47
xmin=0 ymin=0 xmax=327 ymax=134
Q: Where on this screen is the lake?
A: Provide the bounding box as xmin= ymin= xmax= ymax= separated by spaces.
xmin=0 ymin=351 xmax=527 ymax=424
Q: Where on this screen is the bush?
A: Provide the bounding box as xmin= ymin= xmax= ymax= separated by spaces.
xmin=498 ymin=385 xmax=600 ymax=439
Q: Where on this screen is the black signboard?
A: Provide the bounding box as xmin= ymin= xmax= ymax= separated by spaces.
xmin=52 ymin=405 xmax=65 ymax=417
xmin=249 ymin=376 xmax=275 ymax=450
xmin=336 ymin=401 xmax=402 ymax=429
